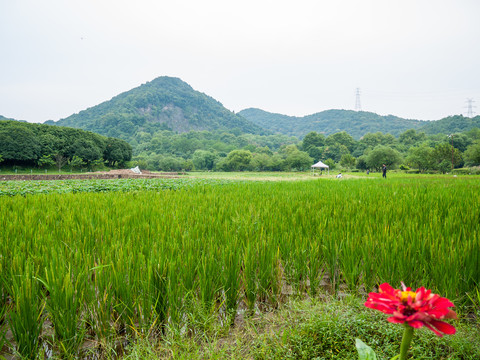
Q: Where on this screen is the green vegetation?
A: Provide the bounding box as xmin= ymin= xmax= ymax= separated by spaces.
xmin=0 ymin=177 xmax=237 ymax=196
xmin=27 ymin=76 xmax=479 ymax=174
xmin=0 ymin=176 xmax=478 ymax=358
xmin=46 ymin=76 xmax=266 ymax=138
xmin=121 ymin=298 xmax=480 ymax=359
xmin=239 ymin=108 xmax=424 ymax=139
xmin=301 ymin=128 xmax=480 ymax=173
xmin=0 ymin=120 xmax=132 ymax=170
xmin=239 ymin=108 xmax=480 ymax=140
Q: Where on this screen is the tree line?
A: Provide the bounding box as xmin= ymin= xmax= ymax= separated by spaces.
xmin=2 ymin=118 xmax=479 ymax=173
xmin=0 ymin=120 xmax=132 ymax=170
xmin=130 ymin=127 xmax=480 ymax=173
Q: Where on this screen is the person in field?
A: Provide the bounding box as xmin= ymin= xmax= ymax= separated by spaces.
xmin=382 ymin=164 xmax=387 ymax=178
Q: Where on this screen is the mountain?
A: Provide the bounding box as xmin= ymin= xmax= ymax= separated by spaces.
xmin=45 ymin=77 xmax=266 ymax=140
xmin=238 ymin=108 xmax=424 ymax=139
xmin=0 ymin=115 xmax=26 ymax=122
xmin=418 ymin=115 xmax=480 ymax=135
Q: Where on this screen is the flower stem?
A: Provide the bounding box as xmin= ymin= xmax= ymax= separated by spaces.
xmin=399 ymin=324 xmax=414 ymax=360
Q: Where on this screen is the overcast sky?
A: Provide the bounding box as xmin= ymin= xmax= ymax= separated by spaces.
xmin=1 ymin=0 xmax=480 ymax=123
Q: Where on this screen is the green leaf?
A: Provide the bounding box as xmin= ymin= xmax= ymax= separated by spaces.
xmin=355 ymin=338 xmax=378 ymax=360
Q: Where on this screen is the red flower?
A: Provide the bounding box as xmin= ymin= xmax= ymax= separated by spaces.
xmin=365 ymin=282 xmax=457 ymax=337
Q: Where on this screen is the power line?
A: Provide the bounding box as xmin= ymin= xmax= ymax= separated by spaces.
xmin=465 ymin=98 xmax=476 ymax=117
xmin=355 ymin=88 xmax=361 ymax=111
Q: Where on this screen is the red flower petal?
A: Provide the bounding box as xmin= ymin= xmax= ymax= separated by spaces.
xmin=406 ymin=320 xmax=424 ymax=328
xmin=429 ymin=319 xmax=456 ymax=335
xmin=387 ymin=316 xmax=405 ymax=324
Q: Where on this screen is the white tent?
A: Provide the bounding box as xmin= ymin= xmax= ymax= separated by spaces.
xmin=311 ymin=161 xmax=329 ymax=175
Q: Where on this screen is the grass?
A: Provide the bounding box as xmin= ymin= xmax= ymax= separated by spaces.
xmin=118 ymin=296 xmax=480 ymax=360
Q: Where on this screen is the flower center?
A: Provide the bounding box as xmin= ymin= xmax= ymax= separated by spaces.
xmin=400 ymin=291 xmax=416 ymax=303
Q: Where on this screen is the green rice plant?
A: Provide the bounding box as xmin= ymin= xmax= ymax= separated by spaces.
xmin=291 ymin=245 xmax=310 ymax=295
xmin=110 ymin=251 xmax=138 ymax=336
xmin=308 ymin=241 xmax=325 ymax=297
xmin=0 ymin=176 xmax=479 ymax=354
xmin=198 ymin=251 xmax=221 ymax=312
xmin=0 ymin=273 xmax=8 ymax=357
xmin=146 ymin=257 xmax=169 ymax=336
xmin=40 ymin=262 xmax=86 ymax=358
xmin=167 ymin=258 xmax=184 ymax=329
xmin=257 ymin=239 xmax=281 ymax=307
xmin=85 ymin=264 xmax=117 ymax=350
xmin=222 ymin=245 xmax=241 ymax=324
xmin=8 ymin=265 xmax=45 ymax=359
xmin=242 ymin=243 xmax=258 ymax=316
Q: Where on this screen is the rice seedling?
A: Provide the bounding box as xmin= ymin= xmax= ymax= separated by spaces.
xmin=40 ymin=262 xmax=86 ymax=357
xmin=8 ymin=263 xmax=45 ymax=358
xmin=222 ymin=245 xmax=241 ymax=323
xmin=0 ymin=176 xmax=478 ymax=357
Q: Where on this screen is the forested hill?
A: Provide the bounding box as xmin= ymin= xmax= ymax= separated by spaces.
xmin=419 ymin=115 xmax=480 ymax=135
xmin=238 ymin=108 xmax=424 ymax=139
xmin=46 ymin=77 xmax=266 ymax=140
xmin=0 ymin=115 xmax=25 ymax=122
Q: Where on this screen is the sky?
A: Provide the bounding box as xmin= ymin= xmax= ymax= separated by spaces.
xmin=1 ymin=0 xmax=480 ymax=123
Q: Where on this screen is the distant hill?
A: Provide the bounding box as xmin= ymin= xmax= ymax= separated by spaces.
xmin=46 ymin=77 xmax=266 ymax=140
xmin=238 ymin=108 xmax=424 ymax=139
xmin=418 ymin=115 xmax=480 ymax=135
xmin=0 ymin=115 xmax=26 ymax=122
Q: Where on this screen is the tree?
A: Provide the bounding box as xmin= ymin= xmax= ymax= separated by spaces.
xmin=366 ymin=146 xmax=402 ymax=170
xmin=37 ymin=155 xmax=55 ymax=168
xmin=71 ymin=139 xmax=103 ymax=168
xmin=431 ymin=143 xmax=463 ymax=170
xmin=356 ymin=155 xmax=368 ymax=170
xmin=223 ymin=150 xmax=252 ymax=171
xmin=324 ymin=158 xmax=336 ymax=170
xmin=104 ymin=138 xmax=132 ymax=167
xmin=340 ymin=154 xmax=356 ymax=169
xmin=0 ymin=126 xmax=41 ymax=163
xmin=302 ymin=131 xmax=325 ymax=150
xmin=323 ymin=144 xmax=350 ymax=162
xmin=249 ymin=153 xmax=273 ymax=171
xmin=406 ymin=145 xmax=435 ymax=172
xmin=326 ymin=131 xmax=356 ymax=152
xmin=55 ymin=153 xmax=68 ymax=172
xmin=69 ymin=156 xmax=85 ymax=169
xmin=284 ymin=150 xmax=313 ymax=171
xmin=305 ymin=146 xmax=324 ymax=162
xmin=399 ymin=129 xmax=427 ymax=147
xmin=462 ymin=140 xmax=480 ymax=166
xmin=192 ymin=150 xmax=217 ymax=170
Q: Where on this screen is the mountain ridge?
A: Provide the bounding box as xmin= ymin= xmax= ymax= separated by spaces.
xmin=238 ymin=108 xmax=426 ymax=139
xmin=45 ymin=76 xmax=266 ymax=140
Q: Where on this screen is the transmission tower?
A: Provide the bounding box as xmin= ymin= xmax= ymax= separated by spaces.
xmin=465 ymin=98 xmax=476 ymax=117
xmin=355 ymin=88 xmax=362 ymax=111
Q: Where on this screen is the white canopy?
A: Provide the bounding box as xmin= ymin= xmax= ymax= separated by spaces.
xmin=311 ymin=161 xmax=329 ymax=169
xmin=311 ymin=161 xmax=329 ymax=175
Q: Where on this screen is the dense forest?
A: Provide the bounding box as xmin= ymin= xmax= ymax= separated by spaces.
xmin=126 ymin=126 xmax=480 ymax=173
xmin=2 ymin=118 xmax=479 ymax=174
xmin=239 ymin=108 xmax=480 ymax=139
xmin=0 ymin=120 xmax=132 ymax=170
xmin=45 ymin=77 xmax=266 ymax=140
xmin=238 ymin=108 xmax=424 ymax=139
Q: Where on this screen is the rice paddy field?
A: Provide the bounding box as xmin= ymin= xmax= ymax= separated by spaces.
xmin=0 ymin=174 xmax=479 ymax=358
